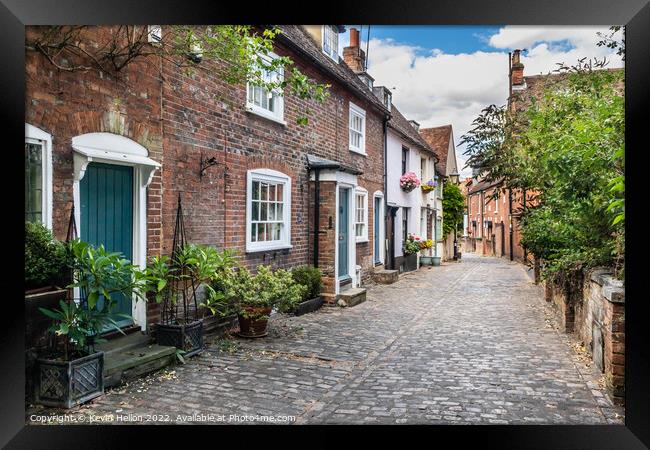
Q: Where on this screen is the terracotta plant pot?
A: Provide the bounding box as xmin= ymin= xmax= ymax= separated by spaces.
xmin=237 ymin=306 xmax=273 ymax=338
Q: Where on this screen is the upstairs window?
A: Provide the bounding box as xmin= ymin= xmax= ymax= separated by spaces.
xmin=355 ymin=188 xmax=368 ymax=242
xmin=322 ymin=25 xmax=339 ymax=61
xmin=349 ymin=102 xmax=366 ymax=154
xmin=246 ymin=52 xmax=285 ymax=124
xmin=401 ymin=147 xmax=409 ymax=175
xmin=246 ymin=169 xmax=292 ymax=252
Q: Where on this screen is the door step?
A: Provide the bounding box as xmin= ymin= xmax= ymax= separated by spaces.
xmin=371 ymin=269 xmax=399 ymax=284
xmin=97 ymin=333 xmax=177 ymax=388
xmin=337 ymin=288 xmax=367 ymax=307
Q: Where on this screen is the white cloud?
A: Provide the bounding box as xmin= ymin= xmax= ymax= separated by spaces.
xmin=361 ymin=26 xmax=624 ymax=178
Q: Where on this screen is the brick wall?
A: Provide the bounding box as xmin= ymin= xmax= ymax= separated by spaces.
xmin=576 ymin=269 xmax=625 ymax=404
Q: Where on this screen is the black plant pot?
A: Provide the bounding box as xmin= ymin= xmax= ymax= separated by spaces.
xmin=404 ymin=253 xmax=418 ymax=272
xmin=294 ymin=296 xmax=324 ymax=316
xmin=156 ymin=320 xmax=203 ymax=357
xmin=34 ymin=351 xmax=104 ymax=409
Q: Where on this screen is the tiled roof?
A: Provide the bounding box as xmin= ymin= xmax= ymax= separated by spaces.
xmin=467 ymin=177 xmax=503 ymax=194
xmin=387 ymin=105 xmax=437 ymax=160
xmin=275 ymin=26 xmax=390 ymax=115
xmin=419 ymin=125 xmax=452 ymax=175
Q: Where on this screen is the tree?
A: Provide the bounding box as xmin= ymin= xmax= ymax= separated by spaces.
xmin=26 ymin=25 xmax=330 ymax=124
xmin=442 ymin=182 xmax=465 ymax=240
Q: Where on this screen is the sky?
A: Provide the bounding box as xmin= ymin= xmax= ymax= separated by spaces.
xmin=341 ymin=26 xmax=625 ymax=178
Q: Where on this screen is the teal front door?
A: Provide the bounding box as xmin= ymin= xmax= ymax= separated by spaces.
xmin=80 ymin=162 xmax=134 ymax=329
xmin=338 ymin=187 xmax=350 ymax=280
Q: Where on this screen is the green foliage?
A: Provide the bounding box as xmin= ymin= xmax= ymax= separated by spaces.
xmin=25 ymin=222 xmax=70 ymax=290
xmin=442 ymin=182 xmax=465 ymax=239
xmin=290 ymin=265 xmax=323 ymax=302
xmin=202 ymin=264 xmax=306 ymax=320
xmin=403 ymin=234 xmax=423 ymax=255
xmin=39 ymin=239 xmax=144 ymax=359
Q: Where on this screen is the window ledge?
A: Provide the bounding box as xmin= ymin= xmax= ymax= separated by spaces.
xmin=349 ymin=147 xmax=367 ymax=156
xmin=245 ymin=105 xmax=287 ymax=126
xmin=245 ymin=243 xmax=293 ymax=254
xmin=356 ymin=238 xmax=369 ymax=244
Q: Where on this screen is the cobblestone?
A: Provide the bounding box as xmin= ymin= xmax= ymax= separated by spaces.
xmin=27 ymin=254 xmax=624 ymax=425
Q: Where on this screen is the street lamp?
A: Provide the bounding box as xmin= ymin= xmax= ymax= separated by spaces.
xmin=449 ymin=172 xmax=460 ymax=185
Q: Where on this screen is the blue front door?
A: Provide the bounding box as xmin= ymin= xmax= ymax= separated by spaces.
xmin=80 ymin=162 xmax=134 ymax=329
xmin=338 ymin=188 xmax=350 ymax=280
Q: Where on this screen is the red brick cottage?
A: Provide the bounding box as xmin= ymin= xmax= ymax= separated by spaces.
xmin=25 ymin=25 xmax=390 ymax=330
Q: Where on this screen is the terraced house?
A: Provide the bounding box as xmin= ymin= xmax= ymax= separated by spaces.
xmin=25 ymin=24 xmax=415 ymax=330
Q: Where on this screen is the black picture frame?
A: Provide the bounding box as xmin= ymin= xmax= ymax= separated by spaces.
xmin=2 ymin=0 xmax=648 ymax=447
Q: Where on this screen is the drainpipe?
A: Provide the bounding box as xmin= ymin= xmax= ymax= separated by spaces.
xmin=382 ymin=115 xmax=389 ymax=266
xmin=313 ymin=168 xmax=321 ymax=268
xmin=509 ymin=188 xmax=514 ymax=261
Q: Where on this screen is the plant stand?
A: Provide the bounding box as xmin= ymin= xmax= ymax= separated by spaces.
xmin=294 ymin=296 xmax=324 ymax=316
xmin=155 ymin=320 xmax=203 ymax=357
xmin=34 ymin=351 xmax=104 ymax=409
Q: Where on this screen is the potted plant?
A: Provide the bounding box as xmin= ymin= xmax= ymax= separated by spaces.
xmin=35 ymin=240 xmax=142 ymax=408
xmin=290 ymin=265 xmax=323 ymax=316
xmin=418 ymin=239 xmax=435 ymax=265
xmin=146 ymin=244 xmax=221 ymax=356
xmin=198 ymin=249 xmax=240 ymax=336
xmin=420 ymin=179 xmax=437 ymax=193
xmin=399 ymin=172 xmax=421 ymax=193
xmin=204 ymin=265 xmax=305 ymax=338
xmin=402 ymin=234 xmax=422 ymax=271
xmin=25 ymin=222 xmax=71 ymax=352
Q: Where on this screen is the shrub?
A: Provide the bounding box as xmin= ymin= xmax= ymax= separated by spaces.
xmin=25 ymin=222 xmax=70 ymax=291
xmin=291 ymin=265 xmax=322 ymax=301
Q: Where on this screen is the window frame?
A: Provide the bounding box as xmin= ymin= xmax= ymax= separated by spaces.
xmin=401 ymin=146 xmax=409 ymax=175
xmin=348 ymin=102 xmax=366 ymax=155
xmin=246 ymin=168 xmax=292 ymax=253
xmin=245 ymin=51 xmax=286 ymax=125
xmin=25 ymin=123 xmax=53 ymax=230
xmin=321 ymin=25 xmax=339 ymax=62
xmin=354 ymin=188 xmax=368 ymax=243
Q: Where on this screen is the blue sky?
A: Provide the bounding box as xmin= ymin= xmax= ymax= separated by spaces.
xmin=345 ymin=25 xmax=504 ymax=56
xmin=339 ymin=25 xmax=624 ymax=178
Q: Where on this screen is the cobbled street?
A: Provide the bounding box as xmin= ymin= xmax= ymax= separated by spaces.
xmin=29 ymin=254 xmax=624 ymax=425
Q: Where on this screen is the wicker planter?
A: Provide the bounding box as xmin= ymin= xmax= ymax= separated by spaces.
xmin=294 ymin=297 xmax=323 ymax=316
xmin=156 ymin=320 xmax=203 ymax=357
xmin=238 ymin=306 xmax=273 ymax=338
xmin=34 ymin=351 xmax=104 ymax=408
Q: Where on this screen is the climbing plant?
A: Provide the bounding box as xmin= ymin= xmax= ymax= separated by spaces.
xmin=442 ymin=182 xmax=465 ymax=239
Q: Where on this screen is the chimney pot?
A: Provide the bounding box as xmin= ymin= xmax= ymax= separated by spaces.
xmin=350 ymin=28 xmax=359 ymax=48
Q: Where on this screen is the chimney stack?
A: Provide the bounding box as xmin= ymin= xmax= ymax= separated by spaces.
xmin=511 ymin=49 xmax=524 ymax=87
xmin=343 ymin=27 xmax=366 ymax=73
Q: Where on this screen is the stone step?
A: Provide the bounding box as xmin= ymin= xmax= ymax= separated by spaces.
xmin=372 ymin=269 xmax=399 ymax=284
xmin=102 ymin=338 xmax=177 ymax=388
xmin=337 ymin=288 xmax=367 ymax=307
xmin=96 ymin=331 xmax=151 ymax=356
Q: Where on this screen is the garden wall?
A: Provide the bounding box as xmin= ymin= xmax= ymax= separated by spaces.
xmin=545 ymin=268 xmax=625 ymax=405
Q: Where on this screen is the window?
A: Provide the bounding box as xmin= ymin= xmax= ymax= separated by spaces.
xmin=349 ymin=102 xmax=366 ymax=154
xmin=246 ymin=169 xmax=292 ymax=252
xmin=420 ymin=157 xmax=427 ymax=181
xmin=354 ymin=189 xmax=368 ymax=242
xmin=25 ymin=124 xmax=52 ymax=228
xmin=246 ymin=52 xmax=285 ymax=124
xmin=402 ymin=147 xmax=409 ymax=175
xmin=495 ymin=190 xmax=499 ymax=213
xmin=436 ymin=216 xmax=443 ymax=241
xmin=322 ymin=25 xmax=339 ymax=61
